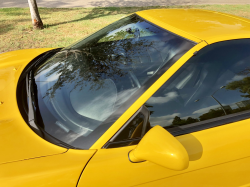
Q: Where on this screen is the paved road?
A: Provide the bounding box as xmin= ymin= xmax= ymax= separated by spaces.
xmin=1 ymin=0 xmax=250 ymax=8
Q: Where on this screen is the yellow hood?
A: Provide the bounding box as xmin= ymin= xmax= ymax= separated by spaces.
xmin=0 ymin=49 xmax=67 ymax=165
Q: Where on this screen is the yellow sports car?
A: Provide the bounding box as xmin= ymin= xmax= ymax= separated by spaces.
xmin=1 ymin=9 xmax=250 ymax=187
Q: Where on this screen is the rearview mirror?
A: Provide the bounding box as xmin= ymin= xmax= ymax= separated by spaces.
xmin=128 ymin=125 xmax=189 ymax=170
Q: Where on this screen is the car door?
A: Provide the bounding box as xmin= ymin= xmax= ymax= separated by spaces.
xmin=78 ymin=39 xmax=250 ymax=187
xmin=0 ymin=149 xmax=96 ymax=187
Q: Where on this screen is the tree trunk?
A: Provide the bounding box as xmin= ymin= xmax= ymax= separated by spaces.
xmin=28 ymin=0 xmax=44 ymax=29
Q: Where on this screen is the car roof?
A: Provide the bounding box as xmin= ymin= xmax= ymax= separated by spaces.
xmin=136 ymin=9 xmax=250 ymax=44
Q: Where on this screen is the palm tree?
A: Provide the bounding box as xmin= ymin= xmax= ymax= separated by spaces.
xmin=28 ymin=0 xmax=44 ymax=29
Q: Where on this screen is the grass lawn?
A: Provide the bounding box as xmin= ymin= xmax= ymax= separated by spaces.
xmin=1 ymin=5 xmax=250 ymax=53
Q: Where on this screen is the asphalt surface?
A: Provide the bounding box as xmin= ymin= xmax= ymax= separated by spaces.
xmin=1 ymin=0 xmax=250 ymax=8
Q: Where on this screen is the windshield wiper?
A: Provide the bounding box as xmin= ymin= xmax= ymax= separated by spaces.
xmin=25 ymin=71 xmax=76 ymax=149
xmin=26 ymin=71 xmax=44 ymax=137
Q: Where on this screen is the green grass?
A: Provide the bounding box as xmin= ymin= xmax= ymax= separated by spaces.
xmin=1 ymin=5 xmax=250 ymax=53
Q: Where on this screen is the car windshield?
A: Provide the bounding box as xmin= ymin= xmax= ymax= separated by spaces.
xmin=33 ymin=14 xmax=195 ymax=149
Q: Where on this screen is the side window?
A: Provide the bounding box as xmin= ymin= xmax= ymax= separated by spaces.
xmin=104 ymin=106 xmax=150 ymax=148
xmin=146 ymin=39 xmax=250 ymax=135
xmin=113 ymin=113 xmax=145 ymax=141
xmin=105 ymin=39 xmax=250 ymax=149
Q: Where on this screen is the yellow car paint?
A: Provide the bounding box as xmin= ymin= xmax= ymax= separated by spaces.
xmin=129 ymin=126 xmax=189 ymax=170
xmin=90 ymin=8 xmax=250 ymax=150
xmin=1 ymin=9 xmax=250 ymax=187
xmin=81 ymin=9 xmax=250 ymax=186
xmin=0 ymin=49 xmax=67 ymax=165
xmin=137 ymin=9 xmax=250 ymax=44
xmin=0 ymin=149 xmax=96 ymax=187
xmin=135 ymin=156 xmax=250 ymax=187
xmin=79 ymin=117 xmax=250 ymax=187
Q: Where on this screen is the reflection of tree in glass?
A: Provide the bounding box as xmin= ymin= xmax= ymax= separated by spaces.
xmin=38 ymin=36 xmax=155 ymax=99
xmin=36 ymin=15 xmax=171 ymax=100
xmin=199 ymin=108 xmax=225 ymax=121
xmin=165 ymin=67 xmax=250 ymax=128
xmin=226 ymin=76 xmax=250 ymax=99
xmin=171 ymin=116 xmax=199 ymax=126
xmin=99 ymin=27 xmax=158 ymax=43
xmin=238 ymin=67 xmax=250 ymax=76
xmin=38 ymin=50 xmax=126 ymax=99
xmin=169 ymin=101 xmax=250 ymax=128
xmin=231 ymin=104 xmax=250 ymax=113
xmin=225 ymin=67 xmax=250 ymax=98
xmin=99 ymin=30 xmax=133 ymax=42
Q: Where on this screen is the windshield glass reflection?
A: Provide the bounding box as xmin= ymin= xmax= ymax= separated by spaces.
xmin=145 ymin=39 xmax=250 ymax=133
xmin=33 ymin=14 xmax=195 ymax=149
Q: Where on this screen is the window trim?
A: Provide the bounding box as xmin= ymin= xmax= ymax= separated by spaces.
xmin=103 ymin=105 xmax=150 ymax=148
xmin=163 ymin=39 xmax=250 ymax=137
xmin=168 ymin=109 xmax=250 ymax=136
xmin=104 ymin=106 xmax=250 ymax=149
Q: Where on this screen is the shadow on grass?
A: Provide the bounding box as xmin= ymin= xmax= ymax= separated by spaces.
xmin=0 ymin=18 xmax=31 ymax=35
xmin=0 ymin=24 xmax=14 ymax=35
xmin=42 ymin=7 xmax=131 ymax=28
xmin=43 ymin=5 xmax=195 ymax=28
xmin=88 ymin=0 xmax=199 ymax=7
xmin=0 ymin=0 xmax=203 ymax=8
xmin=0 ymin=3 xmax=201 ymax=35
xmin=0 ymin=6 xmax=155 ymax=34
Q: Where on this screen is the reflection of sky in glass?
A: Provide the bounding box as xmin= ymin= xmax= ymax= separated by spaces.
xmin=33 ymin=14 xmax=194 ymax=149
xmin=147 ymin=40 xmax=250 ymax=128
xmin=148 ymin=75 xmax=250 ymax=127
xmin=70 ymin=79 xmax=117 ymax=121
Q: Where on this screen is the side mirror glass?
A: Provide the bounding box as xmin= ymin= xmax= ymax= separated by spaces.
xmin=128 ymin=125 xmax=189 ymax=171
